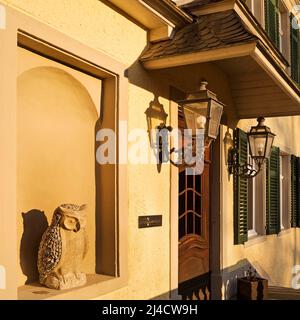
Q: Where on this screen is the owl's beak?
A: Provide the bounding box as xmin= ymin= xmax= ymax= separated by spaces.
xmin=74 ymin=220 xmax=81 ymax=232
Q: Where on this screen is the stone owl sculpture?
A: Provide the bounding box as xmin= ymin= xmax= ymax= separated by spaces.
xmin=37 ymin=204 xmax=88 ymax=290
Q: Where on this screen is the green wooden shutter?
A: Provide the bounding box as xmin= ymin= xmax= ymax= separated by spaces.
xmin=266 ymin=146 xmax=280 ymax=234
xmin=234 ymin=128 xmax=248 ymax=244
xmin=290 ymin=14 xmax=300 ymax=84
xmin=291 ymin=155 xmax=300 ymax=227
xmin=265 ymin=0 xmax=280 ymax=48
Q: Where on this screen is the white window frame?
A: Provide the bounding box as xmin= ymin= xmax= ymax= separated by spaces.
xmin=280 ymin=154 xmax=284 ymax=230
xmin=245 ymin=0 xmax=255 ymax=13
xmin=245 ymin=0 xmax=265 ymax=26
xmin=247 ymin=148 xmax=266 ymax=238
xmin=248 ymin=177 xmax=258 ymax=238
xmin=278 ymin=1 xmax=290 ymax=59
xmin=280 ymin=153 xmax=291 ymax=230
xmin=278 ymin=7 xmax=284 ymax=53
xmin=248 ymin=170 xmax=267 ymax=238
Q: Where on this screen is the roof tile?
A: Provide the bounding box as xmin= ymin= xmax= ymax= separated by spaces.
xmin=140 ymin=10 xmax=257 ymax=61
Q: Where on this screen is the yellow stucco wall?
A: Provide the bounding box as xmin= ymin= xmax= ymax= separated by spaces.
xmin=2 ymin=0 xmax=171 ymax=299
xmin=2 ymin=0 xmax=300 ymax=300
xmin=1 ymin=0 xmax=146 ymax=66
xmin=221 ymin=117 xmax=300 ymax=298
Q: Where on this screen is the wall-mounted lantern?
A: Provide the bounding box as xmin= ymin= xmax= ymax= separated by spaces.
xmin=228 ymin=117 xmax=276 ymax=178
xmin=153 ymin=81 xmax=224 ymax=172
xmin=178 ymin=81 xmax=224 ymax=147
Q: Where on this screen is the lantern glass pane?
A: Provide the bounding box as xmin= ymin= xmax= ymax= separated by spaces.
xmin=183 ymin=107 xmax=197 ymax=134
xmin=208 ymin=101 xmax=223 ymax=139
xmin=265 ymin=134 xmax=275 ymax=159
xmin=184 ymin=101 xmax=208 ymax=117
xmin=248 ymin=134 xmax=267 ymax=158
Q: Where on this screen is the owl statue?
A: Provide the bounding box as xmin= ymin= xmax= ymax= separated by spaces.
xmin=37 ymin=204 xmax=88 ymax=290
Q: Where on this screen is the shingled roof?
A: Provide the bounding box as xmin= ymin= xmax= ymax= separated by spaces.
xmin=140 ymin=10 xmax=257 ymax=62
xmin=173 ymin=0 xmax=224 ymax=8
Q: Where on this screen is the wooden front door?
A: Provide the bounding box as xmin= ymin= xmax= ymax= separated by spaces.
xmin=178 ymin=112 xmax=211 ymax=300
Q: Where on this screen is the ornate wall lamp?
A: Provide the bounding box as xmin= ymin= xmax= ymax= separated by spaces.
xmin=146 ymin=82 xmax=224 ymax=172
xmin=178 ymin=81 xmax=224 ymax=147
xmin=228 ymin=117 xmax=276 ymax=178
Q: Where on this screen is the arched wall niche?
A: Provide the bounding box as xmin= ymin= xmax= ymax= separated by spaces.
xmin=1 ymin=13 xmax=127 ymax=299
xmin=17 ymin=48 xmax=102 ymax=286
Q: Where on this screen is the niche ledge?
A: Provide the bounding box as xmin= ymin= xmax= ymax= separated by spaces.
xmin=18 ymin=274 xmax=126 ymax=300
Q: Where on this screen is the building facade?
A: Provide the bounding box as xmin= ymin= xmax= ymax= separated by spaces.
xmin=0 ymin=0 xmax=300 ymax=300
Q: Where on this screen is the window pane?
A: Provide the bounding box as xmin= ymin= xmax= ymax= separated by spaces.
xmin=187 ymin=191 xmax=194 ymax=211
xmin=187 ymin=173 xmax=194 ymax=189
xmin=195 ymin=175 xmax=201 ymax=193
xmin=195 ymin=194 xmax=202 ymax=215
xmin=179 ymin=216 xmax=186 ymax=239
xmin=187 ymin=212 xmax=194 ymax=235
xmin=179 ymin=193 xmax=185 ymax=215
xmin=179 ymin=170 xmax=185 ymax=193
xmin=195 ymin=215 xmax=201 ymax=236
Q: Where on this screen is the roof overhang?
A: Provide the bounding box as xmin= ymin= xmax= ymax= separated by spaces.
xmin=142 ymin=40 xmax=300 ymax=118
xmin=218 ymin=46 xmax=300 ymax=118
xmin=139 ymin=2 xmax=300 ymax=119
xmin=183 ymin=0 xmax=289 ymax=68
xmin=142 ymin=42 xmax=257 ymax=69
xmin=107 ymin=0 xmax=193 ymax=42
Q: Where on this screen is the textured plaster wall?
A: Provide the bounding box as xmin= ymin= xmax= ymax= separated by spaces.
xmin=4 ymin=0 xmax=300 ymax=300
xmin=221 ymin=117 xmax=300 ymax=299
xmin=0 ymin=0 xmax=146 ymax=66
xmin=2 ymin=0 xmax=171 ymax=299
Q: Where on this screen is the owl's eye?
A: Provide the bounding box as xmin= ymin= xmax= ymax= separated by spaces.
xmin=62 ymin=216 xmax=79 ymax=231
xmin=67 ymin=218 xmax=74 ymax=225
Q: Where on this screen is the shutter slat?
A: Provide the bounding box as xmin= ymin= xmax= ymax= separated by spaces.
xmin=290 ymin=14 xmax=300 ymax=85
xmin=265 ymin=0 xmax=280 ymax=48
xmin=266 ymin=146 xmax=280 ymax=234
xmin=234 ymin=128 xmax=248 ymax=244
xmin=292 ymin=156 xmax=300 ymax=227
xmin=291 ymin=155 xmax=298 ymax=227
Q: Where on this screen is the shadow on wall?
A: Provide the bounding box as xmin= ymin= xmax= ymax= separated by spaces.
xmin=151 ymin=260 xmax=272 ymax=300
xmin=94 ymin=97 xmax=117 ymax=277
xmin=125 ymin=57 xmax=239 ymax=130
xmin=20 ymin=210 xmax=48 ymax=284
xmin=222 ymin=259 xmax=271 ymax=300
xmin=145 ymin=95 xmax=172 ymax=173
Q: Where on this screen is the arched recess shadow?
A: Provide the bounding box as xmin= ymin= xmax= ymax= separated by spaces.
xmin=20 ymin=210 xmax=48 ymax=284
xmin=94 ymin=77 xmax=117 ymax=276
xmin=17 ymin=65 xmax=100 ymax=281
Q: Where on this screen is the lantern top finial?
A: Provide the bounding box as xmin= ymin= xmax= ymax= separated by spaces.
xmin=200 ymin=80 xmax=208 ymax=91
xmin=257 ymin=117 xmax=265 ymax=126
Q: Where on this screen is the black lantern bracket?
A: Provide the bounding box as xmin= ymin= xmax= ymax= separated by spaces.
xmin=227 ymin=117 xmax=276 ymax=179
xmin=156 ymin=123 xmax=198 ymax=169
xmin=227 ymin=147 xmax=264 ymax=179
xmin=156 ymin=123 xmax=173 ymax=165
xmin=156 ymin=81 xmax=224 ymax=169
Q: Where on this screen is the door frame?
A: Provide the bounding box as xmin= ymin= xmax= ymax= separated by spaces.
xmin=169 ymin=94 xmax=222 ymax=300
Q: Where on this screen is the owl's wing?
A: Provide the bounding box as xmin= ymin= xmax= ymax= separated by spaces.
xmin=38 ymin=226 xmax=62 ymax=282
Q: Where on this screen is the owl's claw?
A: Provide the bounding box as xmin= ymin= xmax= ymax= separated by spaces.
xmin=75 ymin=272 xmax=82 ymax=280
